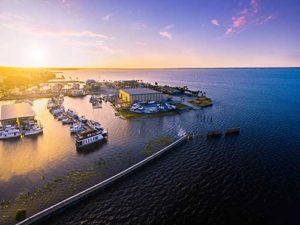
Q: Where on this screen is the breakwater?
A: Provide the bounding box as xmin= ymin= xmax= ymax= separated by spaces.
xmin=16 ymin=135 xmax=187 ymax=225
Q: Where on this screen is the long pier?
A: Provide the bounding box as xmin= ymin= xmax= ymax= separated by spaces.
xmin=16 ymin=135 xmax=188 ymax=225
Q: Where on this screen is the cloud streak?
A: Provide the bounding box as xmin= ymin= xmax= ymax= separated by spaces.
xmin=102 ymin=14 xmax=112 ymax=22
xmin=0 ymin=12 xmax=109 ymax=39
xmin=225 ymin=0 xmax=272 ymax=36
xmin=159 ymin=31 xmax=172 ymax=40
xmin=211 ymin=19 xmax=220 ymax=26
xmin=164 ymin=24 xmax=174 ymax=30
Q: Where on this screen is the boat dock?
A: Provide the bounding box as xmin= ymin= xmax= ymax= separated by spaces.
xmin=48 ymin=96 xmax=107 ymax=148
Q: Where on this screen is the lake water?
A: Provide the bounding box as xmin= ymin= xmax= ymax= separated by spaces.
xmin=1 ymin=68 xmax=300 ymax=224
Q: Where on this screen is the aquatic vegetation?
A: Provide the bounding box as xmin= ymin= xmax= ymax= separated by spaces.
xmin=15 ymin=209 xmax=26 ymax=222
xmin=0 ymin=200 xmax=10 ymax=209
xmin=144 ymin=136 xmax=173 ymax=156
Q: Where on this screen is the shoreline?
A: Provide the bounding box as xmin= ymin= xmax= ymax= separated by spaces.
xmin=0 ymin=134 xmax=183 ymax=225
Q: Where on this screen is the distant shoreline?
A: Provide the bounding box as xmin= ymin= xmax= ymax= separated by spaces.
xmin=1 ymin=66 xmax=300 ymax=71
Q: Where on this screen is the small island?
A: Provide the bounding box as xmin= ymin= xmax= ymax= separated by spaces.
xmin=188 ymin=97 xmax=213 ymax=108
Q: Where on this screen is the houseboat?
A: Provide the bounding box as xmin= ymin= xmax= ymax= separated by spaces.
xmin=75 ymin=130 xmax=104 ymax=149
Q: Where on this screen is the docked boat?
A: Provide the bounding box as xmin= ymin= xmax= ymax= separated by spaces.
xmin=87 ymin=120 xmax=103 ymax=131
xmin=92 ymin=101 xmax=102 ymax=108
xmin=0 ymin=126 xmax=21 ymax=140
xmin=51 ymin=107 xmax=65 ymax=116
xmin=62 ymin=117 xmax=73 ymax=124
xmin=70 ymin=123 xmax=85 ymax=134
xmin=56 ymin=114 xmax=64 ymax=121
xmin=101 ymin=129 xmax=108 ymax=137
xmin=66 ymin=109 xmax=78 ymax=118
xmin=79 ymin=116 xmax=88 ymax=123
xmin=89 ymin=95 xmax=97 ymax=103
xmin=24 ymin=124 xmax=43 ymax=136
xmin=75 ymin=130 xmax=104 ymax=149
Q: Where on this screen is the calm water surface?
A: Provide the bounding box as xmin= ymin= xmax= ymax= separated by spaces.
xmin=1 ymin=68 xmax=300 ymax=224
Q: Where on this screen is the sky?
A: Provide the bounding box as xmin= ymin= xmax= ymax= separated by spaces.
xmin=0 ymin=0 xmax=299 ymax=68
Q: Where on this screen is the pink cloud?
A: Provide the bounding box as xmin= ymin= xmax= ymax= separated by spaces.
xmin=225 ymin=28 xmax=234 ymax=35
xmin=250 ymin=0 xmax=259 ymax=13
xmin=225 ymin=0 xmax=265 ymax=36
xmin=232 ymin=15 xmax=247 ymax=28
xmin=211 ymin=19 xmax=220 ymax=26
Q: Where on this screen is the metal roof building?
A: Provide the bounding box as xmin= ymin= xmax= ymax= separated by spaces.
xmin=119 ymin=88 xmax=163 ymax=103
xmin=0 ymin=103 xmax=36 ymax=122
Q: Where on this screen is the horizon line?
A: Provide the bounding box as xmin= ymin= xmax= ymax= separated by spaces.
xmin=1 ymin=66 xmax=300 ymax=70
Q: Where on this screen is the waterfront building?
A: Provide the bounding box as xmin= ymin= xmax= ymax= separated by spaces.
xmin=0 ymin=103 xmax=36 ymax=125
xmin=119 ymin=88 xmax=163 ymax=103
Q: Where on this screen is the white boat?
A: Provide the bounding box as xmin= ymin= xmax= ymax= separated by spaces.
xmin=66 ymin=109 xmax=77 ymax=117
xmin=51 ymin=108 xmax=65 ymax=115
xmin=79 ymin=116 xmax=88 ymax=123
xmin=57 ymin=114 xmax=64 ymax=121
xmin=62 ymin=117 xmax=73 ymax=124
xmin=87 ymin=120 xmax=103 ymax=131
xmin=75 ymin=130 xmax=104 ymax=149
xmin=24 ymin=125 xmax=43 ymax=136
xmin=0 ymin=127 xmax=21 ymax=140
xmin=70 ymin=123 xmax=85 ymax=134
xmin=92 ymin=100 xmax=102 ymax=108
xmin=101 ymin=129 xmax=108 ymax=137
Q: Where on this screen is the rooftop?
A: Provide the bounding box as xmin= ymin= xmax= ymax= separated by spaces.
xmin=121 ymin=88 xmax=161 ymax=95
xmin=0 ymin=103 xmax=36 ymax=121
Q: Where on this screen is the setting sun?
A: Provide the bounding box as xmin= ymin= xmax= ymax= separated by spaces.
xmin=28 ymin=46 xmax=47 ymax=67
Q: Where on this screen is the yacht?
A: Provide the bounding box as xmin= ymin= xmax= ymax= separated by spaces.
xmin=24 ymin=124 xmax=43 ymax=136
xmin=75 ymin=130 xmax=104 ymax=149
xmin=0 ymin=125 xmax=21 ymax=140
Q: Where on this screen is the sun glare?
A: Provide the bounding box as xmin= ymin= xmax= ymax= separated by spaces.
xmin=28 ymin=46 xmax=47 ymax=66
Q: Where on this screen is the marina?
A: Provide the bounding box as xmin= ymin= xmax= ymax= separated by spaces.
xmin=0 ymin=103 xmax=43 ymax=139
xmin=47 ymin=96 xmax=108 ymax=149
xmin=0 ymin=68 xmax=300 ymax=225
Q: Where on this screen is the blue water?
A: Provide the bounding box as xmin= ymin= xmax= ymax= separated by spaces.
xmin=43 ymin=68 xmax=300 ymax=225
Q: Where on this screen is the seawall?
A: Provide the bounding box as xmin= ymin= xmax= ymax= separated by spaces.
xmin=17 ymin=135 xmax=188 ymax=225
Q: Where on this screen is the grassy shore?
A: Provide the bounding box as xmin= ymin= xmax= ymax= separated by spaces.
xmin=188 ymin=97 xmax=213 ymax=107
